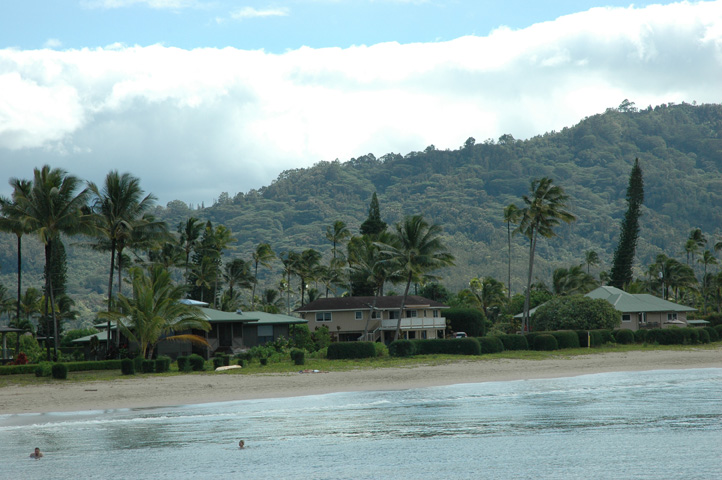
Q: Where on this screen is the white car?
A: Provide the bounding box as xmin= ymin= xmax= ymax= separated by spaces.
xmin=455 ymin=332 xmax=467 ymax=338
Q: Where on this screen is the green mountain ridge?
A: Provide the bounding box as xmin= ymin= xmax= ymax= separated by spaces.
xmin=2 ymin=101 xmax=721 ymax=325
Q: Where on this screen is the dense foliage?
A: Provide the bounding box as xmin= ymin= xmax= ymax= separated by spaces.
xmin=533 ymin=296 xmax=621 ymax=331
xmin=610 ymin=159 xmax=644 ymax=288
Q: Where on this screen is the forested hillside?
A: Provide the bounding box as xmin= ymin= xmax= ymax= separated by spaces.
xmin=1 ymin=101 xmax=721 ymax=325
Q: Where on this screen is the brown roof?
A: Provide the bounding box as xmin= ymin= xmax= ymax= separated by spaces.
xmin=295 ymin=295 xmax=448 ymax=312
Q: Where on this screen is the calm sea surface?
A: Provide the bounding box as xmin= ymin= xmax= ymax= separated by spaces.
xmin=1 ymin=368 xmax=721 ymax=479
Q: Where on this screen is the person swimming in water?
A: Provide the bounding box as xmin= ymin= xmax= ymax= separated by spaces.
xmin=29 ymin=447 xmax=43 ymax=459
xmin=238 ymin=440 xmax=245 ymax=449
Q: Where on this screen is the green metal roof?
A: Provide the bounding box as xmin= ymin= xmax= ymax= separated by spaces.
xmin=585 ymin=286 xmax=696 ymax=313
xmin=72 ymin=331 xmax=109 ymax=343
xmin=208 ymin=309 xmax=306 ymax=325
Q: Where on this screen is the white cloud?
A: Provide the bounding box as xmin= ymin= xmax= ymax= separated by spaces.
xmin=0 ymin=1 xmax=721 ymax=205
xmin=43 ymin=38 xmax=63 ymax=49
xmin=228 ymin=6 xmax=290 ymax=20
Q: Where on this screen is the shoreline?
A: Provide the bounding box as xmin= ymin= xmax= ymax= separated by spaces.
xmin=2 ymin=348 xmax=721 ymax=415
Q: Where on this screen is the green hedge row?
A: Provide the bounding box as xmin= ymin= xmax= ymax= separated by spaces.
xmin=388 ymin=338 xmax=482 ymax=357
xmin=1 ymin=360 xmax=123 ymax=376
xmin=328 ymin=342 xmax=376 ymax=359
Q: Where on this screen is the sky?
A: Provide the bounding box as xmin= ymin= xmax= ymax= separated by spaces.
xmin=0 ymin=1 xmax=721 ymax=206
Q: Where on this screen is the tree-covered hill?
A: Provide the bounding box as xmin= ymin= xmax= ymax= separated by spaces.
xmin=2 ymin=101 xmax=721 ymax=324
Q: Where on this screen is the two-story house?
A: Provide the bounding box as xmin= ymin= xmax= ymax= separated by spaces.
xmin=295 ymin=295 xmax=449 ymax=343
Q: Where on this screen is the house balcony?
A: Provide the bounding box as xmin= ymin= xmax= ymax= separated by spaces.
xmin=380 ymin=317 xmax=446 ymax=330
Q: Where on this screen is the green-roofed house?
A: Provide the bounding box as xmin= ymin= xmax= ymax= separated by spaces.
xmin=157 ymin=303 xmax=307 ymax=359
xmin=514 ymin=286 xmax=696 ymax=331
xmin=74 ymin=302 xmax=307 ymax=359
xmin=584 ymin=286 xmax=695 ymax=330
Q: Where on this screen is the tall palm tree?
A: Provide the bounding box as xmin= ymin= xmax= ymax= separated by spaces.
xmin=223 ymin=258 xmax=254 ymax=301
xmin=8 ymin=165 xmax=94 ymax=358
xmin=105 ymin=265 xmax=210 ymax=359
xmin=278 ymin=251 xmax=300 ymax=315
xmin=515 ymin=177 xmax=576 ymax=334
xmin=89 ymin=171 xmax=158 ymax=310
xmin=178 ymin=217 xmax=204 ymax=282
xmin=584 ymin=250 xmax=600 ymax=275
xmin=0 ymin=179 xmax=33 ymax=325
xmin=699 ymin=250 xmax=718 ymax=313
xmin=297 ymin=248 xmax=322 ymax=305
xmin=326 ymin=220 xmax=351 ymax=262
xmin=378 ymin=215 xmax=455 ymax=340
xmin=503 ymin=204 xmax=521 ymax=299
xmin=251 ymin=243 xmax=275 ymax=309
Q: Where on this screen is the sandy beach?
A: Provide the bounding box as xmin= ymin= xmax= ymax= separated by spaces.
xmin=2 ymin=348 xmax=721 ymax=415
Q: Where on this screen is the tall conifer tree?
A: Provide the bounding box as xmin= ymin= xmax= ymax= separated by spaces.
xmin=360 ymin=192 xmax=387 ymax=236
xmin=610 ymin=158 xmax=644 ymax=289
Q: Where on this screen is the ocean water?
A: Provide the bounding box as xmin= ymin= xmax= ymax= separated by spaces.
xmin=1 ymin=368 xmax=721 ymax=480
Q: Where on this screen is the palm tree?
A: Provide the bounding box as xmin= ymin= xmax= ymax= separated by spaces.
xmin=378 ymin=215 xmax=455 ymax=340
xmin=258 ymin=288 xmax=285 ymax=314
xmin=178 ymin=217 xmax=204 ymax=281
xmin=89 ymin=171 xmax=158 ymax=310
xmin=468 ymin=276 xmax=506 ymax=320
xmin=699 ymin=250 xmax=718 ymax=313
xmin=8 ymin=165 xmax=94 ymax=358
xmin=503 ymin=204 xmax=522 ymax=299
xmin=297 ymin=249 xmax=322 ymax=305
xmin=552 ymin=265 xmax=598 ymax=296
xmin=223 ymin=258 xmax=254 ymax=301
xmin=0 ymin=179 xmax=33 ymax=325
xmin=251 ymin=243 xmax=275 ymax=309
xmin=278 ymin=251 xmax=300 ymax=315
xmin=105 ymin=265 xmax=211 ymax=359
xmin=515 ymin=178 xmax=576 ymax=334
xmin=584 ymin=250 xmax=600 ymax=275
xmin=325 ymin=220 xmax=350 ymax=296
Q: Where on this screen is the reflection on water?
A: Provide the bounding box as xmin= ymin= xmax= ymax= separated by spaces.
xmin=1 ymin=368 xmax=721 ymax=479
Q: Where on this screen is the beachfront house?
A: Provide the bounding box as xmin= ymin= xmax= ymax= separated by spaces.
xmin=294 ymin=295 xmax=449 ymax=343
xmin=515 ymin=286 xmax=696 ymax=331
xmin=74 ymin=301 xmax=307 ymax=359
xmin=585 ymin=286 xmax=695 ymax=330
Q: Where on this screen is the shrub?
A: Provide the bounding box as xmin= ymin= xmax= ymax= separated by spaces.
xmin=35 ymin=362 xmax=53 ymax=377
xmin=646 ymin=328 xmax=686 ymax=345
xmin=141 ymin=359 xmax=155 ymax=373
xmin=236 ymin=351 xmax=253 ymax=362
xmin=133 ymin=356 xmax=144 ymax=372
xmin=19 ymin=335 xmax=44 ymax=364
xmin=259 ymin=357 xmax=268 ymax=366
xmin=237 ymin=359 xmax=247 ymax=368
xmin=155 ymin=356 xmax=171 ymax=373
xmin=551 ymin=330 xmax=580 ymax=349
xmin=697 ymin=328 xmax=710 ymax=344
xmin=389 ymin=340 xmax=416 ymax=357
xmin=445 ymin=308 xmax=486 ymax=337
xmin=714 ymin=324 xmax=722 ymax=338
xmin=121 ymin=358 xmax=135 ymax=375
xmin=312 ymin=325 xmax=332 ymax=351
xmin=290 ymin=348 xmax=306 ymax=365
xmin=327 ymin=342 xmax=376 ymax=359
xmin=704 ymin=327 xmax=719 ymax=342
xmin=478 ymin=336 xmax=504 ymax=354
xmin=685 ymin=328 xmax=700 ymax=345
xmin=409 ymin=338 xmax=481 ymax=356
xmin=533 ymin=296 xmax=621 ymax=331
xmin=289 ymin=324 xmax=316 ymax=352
xmin=10 ymin=352 xmax=28 ymax=365
xmin=51 ymin=363 xmax=68 ymax=380
xmin=497 ymin=334 xmax=528 ymax=351
xmin=189 ymin=354 xmax=205 ymax=371
xmin=212 ymin=357 xmax=226 ymax=369
xmin=634 ymin=329 xmax=648 ymax=344
xmin=614 ymin=329 xmax=635 ymax=345
xmin=373 ymin=342 xmax=389 ymax=357
xmin=177 ymin=356 xmax=190 ymax=372
xmin=533 ymin=334 xmax=558 ymax=351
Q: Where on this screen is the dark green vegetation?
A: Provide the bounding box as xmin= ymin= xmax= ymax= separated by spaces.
xmin=532 ymin=296 xmax=621 ymax=331
xmin=610 ymin=158 xmax=644 ymax=288
xmin=2 ymin=102 xmax=722 ymax=328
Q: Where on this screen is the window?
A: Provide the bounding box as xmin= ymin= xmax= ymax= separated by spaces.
xmin=622 ymin=314 xmax=631 ymax=322
xmin=355 ymin=311 xmax=363 ymax=320
xmin=258 ymin=325 xmax=274 ymax=344
xmin=372 ymin=310 xmax=382 ymax=319
xmin=433 ymin=310 xmax=439 ymax=318
xmin=315 ymin=312 xmax=332 ymax=322
xmin=389 ymin=310 xmax=399 ymax=320
xmin=641 ymin=312 xmax=647 ymax=324
xmin=218 ymin=323 xmax=233 ymax=347
xmin=405 ymin=310 xmax=418 ymax=318
xmin=667 ymin=313 xmax=677 ymax=321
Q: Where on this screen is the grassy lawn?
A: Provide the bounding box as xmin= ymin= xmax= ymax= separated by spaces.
xmin=1 ymin=342 xmax=719 ymax=388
